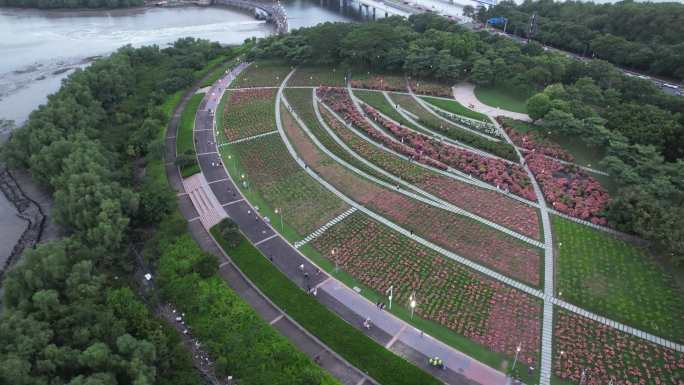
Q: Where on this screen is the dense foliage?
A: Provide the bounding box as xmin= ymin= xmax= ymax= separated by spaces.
xmin=251 ymin=14 xmax=684 ymax=264
xmin=0 ymin=38 xmax=230 ymax=384
xmin=479 ymin=0 xmax=684 ymax=81
xmin=156 ymin=233 xmax=338 ymax=385
xmin=0 ymin=0 xmax=142 ymax=8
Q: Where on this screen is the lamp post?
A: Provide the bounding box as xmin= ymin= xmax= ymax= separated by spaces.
xmin=579 ymin=369 xmax=586 ymax=385
xmin=331 ymin=248 xmax=338 ymax=273
xmin=241 ymin=173 xmax=248 ymax=189
xmin=274 ymin=208 xmax=283 ymax=232
xmin=387 ymin=285 xmax=393 ymax=310
xmin=409 ymin=290 xmax=417 ymax=320
xmin=511 ymin=343 xmax=522 ymax=373
xmin=559 ymin=350 xmax=565 ymax=374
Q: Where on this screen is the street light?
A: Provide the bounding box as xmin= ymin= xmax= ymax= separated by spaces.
xmin=387 ymin=285 xmax=393 ymax=309
xmin=511 ymin=343 xmax=522 ymax=373
xmin=579 ymin=369 xmax=586 ymax=385
xmin=409 ymin=290 xmax=417 ymax=320
xmin=274 ymin=208 xmax=283 ymax=232
xmin=331 ymin=248 xmax=338 ymax=273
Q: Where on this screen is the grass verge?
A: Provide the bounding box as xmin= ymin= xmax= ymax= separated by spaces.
xmin=474 ymin=86 xmax=528 ymax=114
xmin=211 ymin=231 xmax=443 ymax=385
xmin=176 ymin=92 xmax=204 ymax=177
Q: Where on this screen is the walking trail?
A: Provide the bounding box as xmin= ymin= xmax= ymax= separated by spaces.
xmin=452 ymin=83 xmax=531 ymax=122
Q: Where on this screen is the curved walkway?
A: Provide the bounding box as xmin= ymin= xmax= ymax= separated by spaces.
xmin=452 ymin=83 xmax=531 ymax=122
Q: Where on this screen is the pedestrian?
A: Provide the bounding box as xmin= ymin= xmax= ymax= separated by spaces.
xmin=304 ymin=272 xmax=309 ymax=280
xmin=528 ymin=365 xmax=535 ymax=375
xmin=299 ymin=263 xmax=304 ymax=272
xmin=314 ymin=355 xmax=321 ymax=365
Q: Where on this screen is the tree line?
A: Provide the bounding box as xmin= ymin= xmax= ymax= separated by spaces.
xmin=0 ymin=39 xmax=222 ymax=384
xmin=0 ymin=0 xmax=143 ymax=8
xmin=478 ymin=0 xmax=684 ymax=81
xmin=250 ymin=14 xmax=684 ymax=266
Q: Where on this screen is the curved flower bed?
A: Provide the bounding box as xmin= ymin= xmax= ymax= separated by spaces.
xmin=312 ymin=213 xmax=541 ymax=365
xmin=318 ymin=87 xmax=536 ymax=201
xmin=222 ymin=88 xmax=277 ymax=141
xmin=499 ymin=117 xmax=574 ymax=162
xmin=317 ymin=87 xmax=448 ymax=171
xmin=525 ymin=152 xmax=610 ymax=224
xmin=408 ymin=79 xmax=452 ymax=97
xmin=350 ymin=74 xmax=406 ymax=92
xmin=320 ymin=107 xmax=542 ymax=240
xmin=555 ymin=310 xmax=683 ymax=385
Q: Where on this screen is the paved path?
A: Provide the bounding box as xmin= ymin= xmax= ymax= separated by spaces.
xmin=452 ymin=83 xmax=531 ymax=122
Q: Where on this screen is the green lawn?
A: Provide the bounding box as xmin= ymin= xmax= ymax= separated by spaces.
xmin=352 ymin=89 xmax=420 ymax=131
xmin=287 ymin=66 xmax=347 ymax=87
xmin=211 ymin=233 xmax=443 ymax=385
xmin=420 ymin=96 xmax=490 ymax=122
xmin=474 ymin=86 xmax=529 ymax=114
xmin=553 ymin=215 xmax=684 ymax=342
xmin=232 ymin=60 xmax=292 ymax=88
xmin=176 ymin=92 xmax=204 ymax=177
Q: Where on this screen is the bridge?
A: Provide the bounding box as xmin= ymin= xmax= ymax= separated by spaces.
xmin=211 ymin=0 xmax=288 ymax=34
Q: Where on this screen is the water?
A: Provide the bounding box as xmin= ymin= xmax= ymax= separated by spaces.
xmin=0 ymin=0 xmax=355 ymax=261
xmin=0 ymin=1 xmax=354 ymax=125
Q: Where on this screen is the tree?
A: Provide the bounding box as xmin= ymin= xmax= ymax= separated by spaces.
xmin=217 ymin=218 xmax=242 ymax=249
xmin=470 ymin=58 xmax=493 ymax=85
xmin=463 ymin=5 xmax=475 ymax=18
xmin=526 ymin=93 xmax=551 ymax=121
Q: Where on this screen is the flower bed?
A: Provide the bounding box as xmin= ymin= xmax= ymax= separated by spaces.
xmin=317 ymin=87 xmax=448 ymax=171
xmin=284 ymin=88 xmax=394 ymax=184
xmin=525 ymin=152 xmax=609 ymax=224
xmin=350 ymin=73 xmax=406 ymax=91
xmin=554 ymin=310 xmax=683 ymax=385
xmin=222 ymin=88 xmax=276 ymax=141
xmin=231 ymin=60 xmax=291 ymax=88
xmin=312 ymin=213 xmax=541 ymax=364
xmin=286 ymin=109 xmax=542 ymax=285
xmin=228 ymin=134 xmax=348 ymax=236
xmin=320 ymin=107 xmax=542 ymax=240
xmin=499 ymin=117 xmax=574 ymax=162
xmin=389 ymin=93 xmax=517 ymax=161
xmin=432 ymin=107 xmax=500 ymax=137
xmin=288 ymin=66 xmax=346 ymax=87
xmin=408 ymin=79 xmax=452 ymax=97
xmin=318 ymin=87 xmax=536 ymax=201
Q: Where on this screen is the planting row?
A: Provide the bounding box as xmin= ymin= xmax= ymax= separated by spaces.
xmin=554 ymin=310 xmax=683 ymax=385
xmin=231 ymin=60 xmax=291 ymax=88
xmin=420 ymin=96 xmax=491 ymax=123
xmin=284 ymin=88 xmax=395 ymax=185
xmin=318 ymin=87 xmax=448 ymax=170
xmin=525 ymin=152 xmax=610 ymax=225
xmin=319 ymin=106 xmax=542 ymax=240
xmin=311 ymin=212 xmax=542 ymax=366
xmin=554 ymin=216 xmax=684 ymax=342
xmin=388 ymin=93 xmax=518 ymax=161
xmin=288 ymin=66 xmax=347 ymax=87
xmin=500 ymin=117 xmax=574 ymax=162
xmin=228 ymin=134 xmax=348 ymax=236
xmin=222 ymin=88 xmax=277 ymax=141
xmin=350 ymin=73 xmax=406 ymax=92
xmin=318 ymin=87 xmax=537 ymax=202
xmin=282 ymin=104 xmax=542 ymax=286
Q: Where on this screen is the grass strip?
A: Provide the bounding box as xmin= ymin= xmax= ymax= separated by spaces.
xmin=420 ymin=96 xmax=490 ymax=122
xmin=176 ymin=92 xmax=204 ymax=177
xmin=211 ymin=232 xmax=442 ymax=385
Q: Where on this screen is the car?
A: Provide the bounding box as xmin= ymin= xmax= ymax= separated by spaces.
xmin=663 ymin=83 xmax=680 ymax=89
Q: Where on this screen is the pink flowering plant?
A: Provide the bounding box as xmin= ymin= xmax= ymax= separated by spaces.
xmin=312 ymin=212 xmax=542 ymax=364
xmin=555 ymin=310 xmax=683 ymax=385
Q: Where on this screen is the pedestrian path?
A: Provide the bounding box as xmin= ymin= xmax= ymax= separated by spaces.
xmin=220 ymin=130 xmax=279 ymax=146
xmin=294 ymin=207 xmax=357 ymax=249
